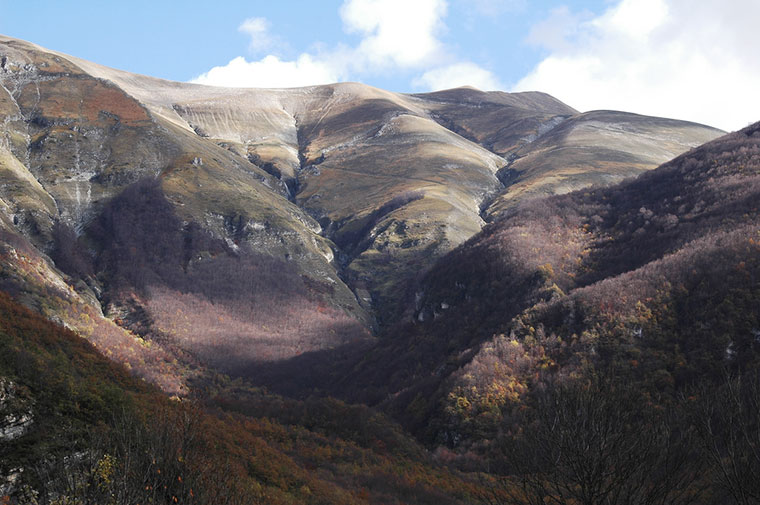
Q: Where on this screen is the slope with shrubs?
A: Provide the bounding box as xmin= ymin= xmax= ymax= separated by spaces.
xmin=0 ymin=290 xmax=493 ymax=504
xmin=315 ymin=121 xmax=760 ymax=452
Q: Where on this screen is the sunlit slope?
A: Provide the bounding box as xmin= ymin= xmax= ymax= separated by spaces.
xmin=0 ymin=36 xmax=370 ymax=387
xmin=486 ymin=110 xmax=723 ymax=217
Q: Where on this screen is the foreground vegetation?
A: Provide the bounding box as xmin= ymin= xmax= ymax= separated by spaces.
xmin=0 ymin=292 xmax=486 ymax=504
xmin=4 ymin=285 xmax=760 ymax=504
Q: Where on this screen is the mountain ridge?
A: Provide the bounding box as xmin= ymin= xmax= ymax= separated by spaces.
xmin=0 ymin=33 xmax=723 ymax=390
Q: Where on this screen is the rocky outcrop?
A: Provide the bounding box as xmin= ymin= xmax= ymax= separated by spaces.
xmin=0 ymin=379 xmax=32 ymax=441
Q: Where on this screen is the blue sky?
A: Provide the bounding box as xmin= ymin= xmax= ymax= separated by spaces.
xmin=1 ymin=0 xmax=758 ymax=130
xmin=0 ymin=0 xmax=605 ymax=88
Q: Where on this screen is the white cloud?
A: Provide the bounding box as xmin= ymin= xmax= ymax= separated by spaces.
xmin=413 ymin=62 xmax=502 ymax=91
xmin=525 ymin=6 xmax=593 ymax=53
xmin=515 ymin=0 xmax=760 ymax=131
xmin=238 ymin=17 xmax=273 ymax=53
xmin=340 ymin=0 xmax=448 ymax=68
xmin=191 ymin=55 xmax=340 ymax=88
xmin=191 ymin=0 xmax=500 ymax=91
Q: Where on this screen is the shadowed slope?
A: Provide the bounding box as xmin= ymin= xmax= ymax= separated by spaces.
xmin=304 ymin=122 xmax=760 ymax=448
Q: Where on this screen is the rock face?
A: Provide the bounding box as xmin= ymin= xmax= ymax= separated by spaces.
xmin=0 ymin=379 xmax=32 ymax=442
xmin=0 ymin=35 xmax=724 ymax=390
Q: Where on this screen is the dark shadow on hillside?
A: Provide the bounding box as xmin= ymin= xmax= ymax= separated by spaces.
xmin=52 ymin=178 xmax=371 ymax=378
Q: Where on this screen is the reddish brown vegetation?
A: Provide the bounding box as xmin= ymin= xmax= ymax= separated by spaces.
xmin=19 ymin=77 xmax=151 ymax=125
xmin=70 ymin=178 xmax=369 ymax=377
xmin=285 ymin=122 xmax=760 ymax=452
xmin=0 ymin=291 xmax=484 ymax=505
xmin=1 ymin=226 xmax=188 ymax=394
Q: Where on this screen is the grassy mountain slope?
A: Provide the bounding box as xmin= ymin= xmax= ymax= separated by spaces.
xmin=0 ymin=34 xmax=725 ymax=399
xmin=412 ymin=87 xmax=578 ymax=157
xmin=486 ymin=110 xmax=724 ymax=217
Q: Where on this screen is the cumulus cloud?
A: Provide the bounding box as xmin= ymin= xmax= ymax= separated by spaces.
xmin=514 ymin=0 xmax=760 ymax=131
xmin=191 ymin=55 xmax=340 ymax=89
xmin=191 ymin=0 xmax=499 ymax=91
xmin=413 ymin=62 xmax=502 ymax=91
xmin=340 ymin=0 xmax=447 ymax=68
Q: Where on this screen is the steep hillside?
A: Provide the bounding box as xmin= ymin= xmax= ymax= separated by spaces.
xmin=0 ymin=291 xmax=492 ymax=504
xmin=0 ymin=34 xmax=722 ymax=395
xmin=311 ymin=121 xmax=760 ymax=450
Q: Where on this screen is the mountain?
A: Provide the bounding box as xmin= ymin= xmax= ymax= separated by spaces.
xmin=2 ymin=33 xmax=759 ymax=505
xmin=324 ymin=120 xmax=760 ymax=450
xmin=0 ymin=35 xmax=723 ymax=394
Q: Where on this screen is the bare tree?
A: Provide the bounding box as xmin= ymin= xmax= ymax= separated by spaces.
xmin=692 ymin=371 xmax=760 ymax=505
xmin=488 ymin=376 xmax=704 ymax=505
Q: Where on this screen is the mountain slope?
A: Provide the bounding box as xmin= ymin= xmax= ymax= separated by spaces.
xmin=0 ymin=34 xmax=723 ymax=394
xmin=0 ymin=36 xmax=371 ymax=389
xmin=0 ymin=291 xmax=489 ymax=504
xmin=486 ymin=110 xmax=723 ymax=217
xmin=306 ymin=121 xmax=760 ymax=448
xmin=27 ymin=36 xmax=721 ymax=325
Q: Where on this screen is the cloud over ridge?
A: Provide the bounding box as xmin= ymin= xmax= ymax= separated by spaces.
xmin=514 ymin=0 xmax=760 ymax=130
xmin=191 ymin=0 xmax=499 ymax=92
xmin=190 ymin=0 xmax=759 ymax=131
